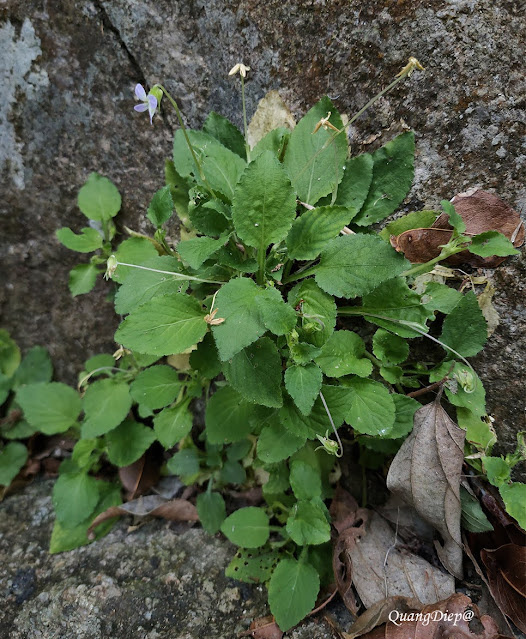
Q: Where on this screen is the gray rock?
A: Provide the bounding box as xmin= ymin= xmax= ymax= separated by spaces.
xmin=0 ymin=480 xmax=341 ymax=638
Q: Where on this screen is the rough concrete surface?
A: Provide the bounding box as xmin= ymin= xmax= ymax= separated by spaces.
xmin=0 ymin=480 xmax=346 ymax=638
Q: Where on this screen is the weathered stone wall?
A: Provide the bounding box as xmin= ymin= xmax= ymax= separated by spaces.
xmin=1 ymin=1 xmax=524 ymax=450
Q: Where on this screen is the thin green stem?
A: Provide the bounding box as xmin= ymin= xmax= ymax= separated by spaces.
xmin=319 ymin=391 xmax=343 ymax=457
xmin=115 ymin=260 xmax=223 ymax=284
xmin=363 ymin=351 xmax=382 ymax=368
xmin=157 ymin=84 xmax=216 ymax=196
xmin=241 ymin=76 xmax=250 ymax=162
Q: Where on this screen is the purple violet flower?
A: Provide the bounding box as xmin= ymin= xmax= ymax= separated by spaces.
xmin=134 ymin=84 xmax=158 ymax=125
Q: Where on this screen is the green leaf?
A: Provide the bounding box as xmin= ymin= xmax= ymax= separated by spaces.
xmin=166 ymin=448 xmax=200 ymax=478
xmin=205 ymin=386 xmax=253 ymax=444
xmin=81 ymin=379 xmax=131 ymax=438
xmin=223 ymin=337 xmax=283 ymax=408
xmin=469 ymin=231 xmax=519 ymax=258
xmin=333 ymin=153 xmax=374 ymax=214
xmin=220 ymin=507 xmax=270 ymax=548
xmin=372 ymin=329 xmax=409 ymax=364
xmin=129 ymin=365 xmax=182 ymax=410
xmin=315 ymin=330 xmax=372 ymax=378
xmin=353 ymin=132 xmax=415 ymax=226
xmin=499 ymin=482 xmax=526 ymax=529
xmin=226 ymin=547 xmax=281 ymax=583
xmin=379 ymin=210 xmax=438 ymax=241
xmin=344 ymin=378 xmax=396 ymax=436
xmin=431 ymin=362 xmax=486 ymax=416
xmin=289 ymin=460 xmax=321 ymax=500
xmin=357 ymin=277 xmax=433 ymax=338
xmin=84 ymin=354 xmax=115 ymax=373
xmin=286 ymin=500 xmax=331 ymax=545
xmin=49 ymin=482 xmax=121 ymax=553
xmin=77 ymin=173 xmax=121 ymax=221
xmin=268 ymin=558 xmax=320 ymax=631
xmin=212 ymin=278 xmax=266 ymax=360
xmin=196 ymin=491 xmax=226 ymax=534
xmin=441 ymin=200 xmax=466 ymax=234
xmin=177 ymin=235 xmax=226 ymax=270
xmin=0 ymin=373 xmax=12 ymax=406
xmin=440 ymin=291 xmax=487 ymax=357
xmin=115 ymin=294 xmax=207 ymax=357
xmin=460 ymin=487 xmax=493 ymax=532
xmin=283 ymin=96 xmax=347 ymax=205
xmin=255 ymin=288 xmax=297 ymax=336
xmin=52 ymin=471 xmax=100 ymax=527
xmin=147 ymin=185 xmax=174 ymax=227
xmin=285 ymin=364 xmax=323 ymax=416
xmin=165 ymin=160 xmax=190 ymax=219
xmin=189 ymin=333 xmax=221 ymax=379
xmin=482 ymin=456 xmax=510 ymax=487
xmin=173 ymin=129 xmax=246 ymax=200
xmin=56 ymin=227 xmax=103 ymax=253
xmin=112 ymin=237 xmax=158 ymax=284
xmin=188 ymin=194 xmax=231 ymax=236
xmin=106 ymin=419 xmax=156 ymax=467
xmin=286 ymin=206 xmax=355 ymax=260
xmin=290 ymin=342 xmax=322 ymax=365
xmin=203 ymin=111 xmax=246 ymax=159
xmin=388 ymin=394 xmax=419 ymax=439
xmin=153 ymin=401 xmax=193 ymax=449
xmin=288 ymin=279 xmax=336 ymax=347
xmin=12 ymin=346 xmax=52 ymax=389
xmin=68 ymin=263 xmax=98 ymax=296
xmin=457 ymin=408 xmax=496 ymax=450
xmin=17 ymin=382 xmax=81 ymax=434
xmin=423 ymin=282 xmax=463 ymax=315
xmin=219 ymin=459 xmax=246 ymax=484
xmin=0 ymin=330 xmax=20 ymax=377
xmin=252 ymin=128 xmax=290 ymax=162
xmin=257 ymin=421 xmax=306 ymax=463
xmin=114 ymin=256 xmax=188 ymax=315
xmin=315 ymin=235 xmax=409 ymax=299
xmin=232 ymin=150 xmax=297 ymax=256
xmin=0 ymin=442 xmax=28 ymax=486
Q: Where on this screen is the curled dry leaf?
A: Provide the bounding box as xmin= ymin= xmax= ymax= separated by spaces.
xmin=480 ymin=544 xmax=526 ymax=632
xmin=87 ymin=494 xmax=198 ymax=539
xmin=344 ymin=593 xmax=505 ymax=639
xmin=391 ymin=189 xmax=524 ymax=267
xmin=386 ymin=398 xmax=465 ymax=578
xmin=343 ymin=595 xmax=425 ymax=639
xmin=347 ymin=511 xmax=455 ymax=608
xmin=378 ymin=495 xmax=435 ymax=543
xmin=330 ymin=486 xmax=370 ymax=614
xmin=239 ymin=615 xmax=283 ymax=639
xmin=118 ymin=447 xmax=162 ymax=499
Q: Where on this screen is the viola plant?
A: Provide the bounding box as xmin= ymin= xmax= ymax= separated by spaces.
xmin=3 ymin=58 xmax=525 ymax=632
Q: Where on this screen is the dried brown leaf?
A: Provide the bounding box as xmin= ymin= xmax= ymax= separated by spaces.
xmin=345 ymin=593 xmax=506 ymax=639
xmin=386 ymin=398 xmax=465 ymax=578
xmin=240 ymin=615 xmax=283 ymax=639
xmin=118 ymin=447 xmax=161 ymax=499
xmin=391 ymin=189 xmax=524 ymax=267
xmin=348 ymin=512 xmax=454 ymax=608
xmin=343 ymin=595 xmax=425 ymax=639
xmin=330 ymin=485 xmax=363 ymax=534
xmin=390 ymin=228 xmax=453 ymax=263
xmin=378 ymin=495 xmax=435 ymax=543
xmin=480 ymin=544 xmax=526 ymax=632
xmin=87 ymin=495 xmax=198 ymax=539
